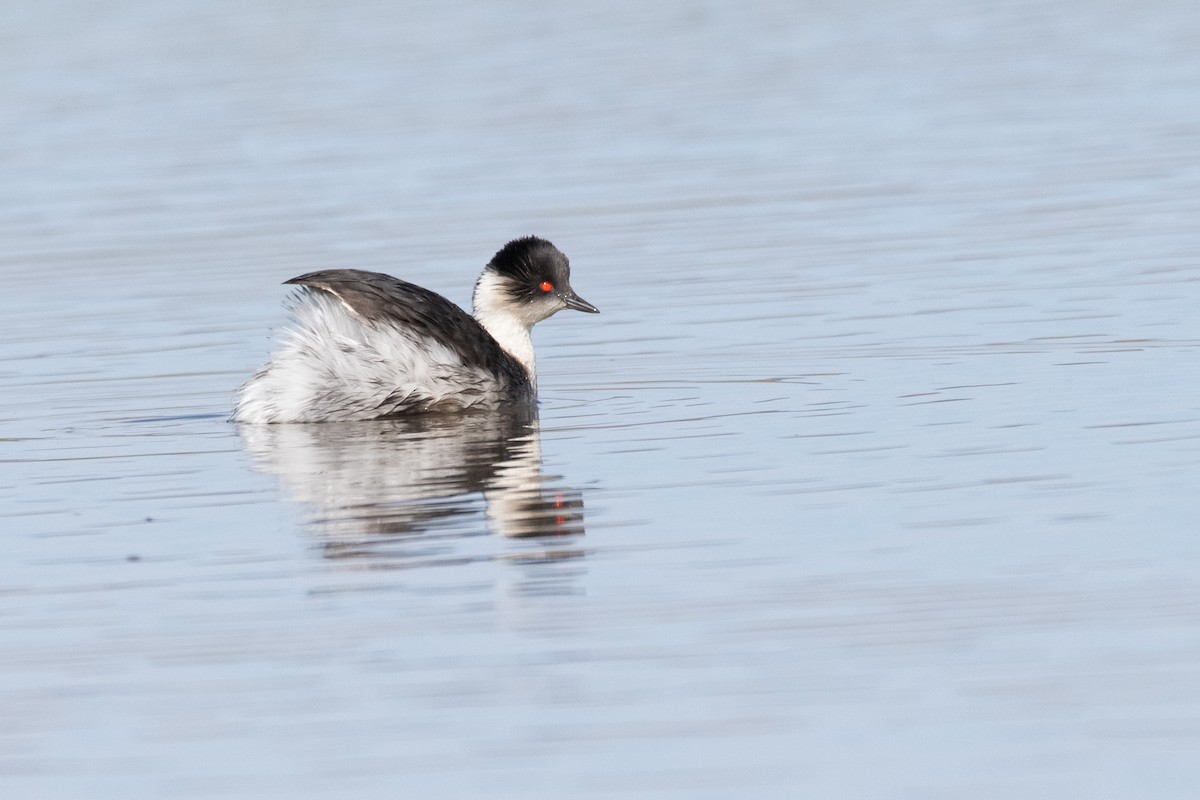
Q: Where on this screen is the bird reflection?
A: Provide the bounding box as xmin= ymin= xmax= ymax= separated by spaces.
xmin=237 ymin=408 xmax=585 ymax=567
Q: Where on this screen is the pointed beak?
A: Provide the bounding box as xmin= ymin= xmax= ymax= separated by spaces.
xmin=560 ymin=291 xmax=599 ymax=314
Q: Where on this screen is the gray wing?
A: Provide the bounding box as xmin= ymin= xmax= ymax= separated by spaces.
xmin=284 ymin=269 xmax=530 ymax=391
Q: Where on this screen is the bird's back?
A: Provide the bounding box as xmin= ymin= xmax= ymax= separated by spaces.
xmin=233 ymin=270 xmax=532 ymax=423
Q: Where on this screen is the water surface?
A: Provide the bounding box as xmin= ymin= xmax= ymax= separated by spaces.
xmin=3 ymin=1 xmax=1200 ymax=798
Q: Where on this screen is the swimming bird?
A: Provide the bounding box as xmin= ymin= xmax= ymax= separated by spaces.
xmin=233 ymin=236 xmax=598 ymax=423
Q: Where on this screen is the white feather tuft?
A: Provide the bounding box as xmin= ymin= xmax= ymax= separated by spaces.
xmin=234 ymin=292 xmax=510 ymax=423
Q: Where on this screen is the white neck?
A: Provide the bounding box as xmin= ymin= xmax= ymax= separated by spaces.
xmin=473 ymin=271 xmax=537 ymax=384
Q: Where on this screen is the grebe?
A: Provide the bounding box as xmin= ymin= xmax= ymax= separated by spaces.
xmin=233 ymin=236 xmax=598 ymax=423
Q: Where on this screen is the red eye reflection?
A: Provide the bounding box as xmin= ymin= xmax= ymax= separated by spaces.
xmin=540 ymin=281 xmax=554 ymax=292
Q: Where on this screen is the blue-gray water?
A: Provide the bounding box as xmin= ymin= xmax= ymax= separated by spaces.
xmin=3 ymin=1 xmax=1200 ymax=797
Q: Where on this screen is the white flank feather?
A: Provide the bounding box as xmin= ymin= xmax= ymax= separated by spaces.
xmin=234 ymin=292 xmax=507 ymax=423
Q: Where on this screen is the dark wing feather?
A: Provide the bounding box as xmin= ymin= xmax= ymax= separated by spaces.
xmin=284 ymin=269 xmax=531 ymax=391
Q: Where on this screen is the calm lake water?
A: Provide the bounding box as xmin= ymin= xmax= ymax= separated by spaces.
xmin=4 ymin=1 xmax=1200 ymax=797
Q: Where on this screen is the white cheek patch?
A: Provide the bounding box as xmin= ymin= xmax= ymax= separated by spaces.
xmin=472 ymin=272 xmax=542 ymax=382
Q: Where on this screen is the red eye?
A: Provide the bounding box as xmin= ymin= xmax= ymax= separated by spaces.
xmin=539 ymin=281 xmax=553 ymax=292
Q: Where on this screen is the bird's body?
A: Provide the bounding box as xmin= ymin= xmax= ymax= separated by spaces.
xmin=233 ymin=237 xmax=597 ymax=423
